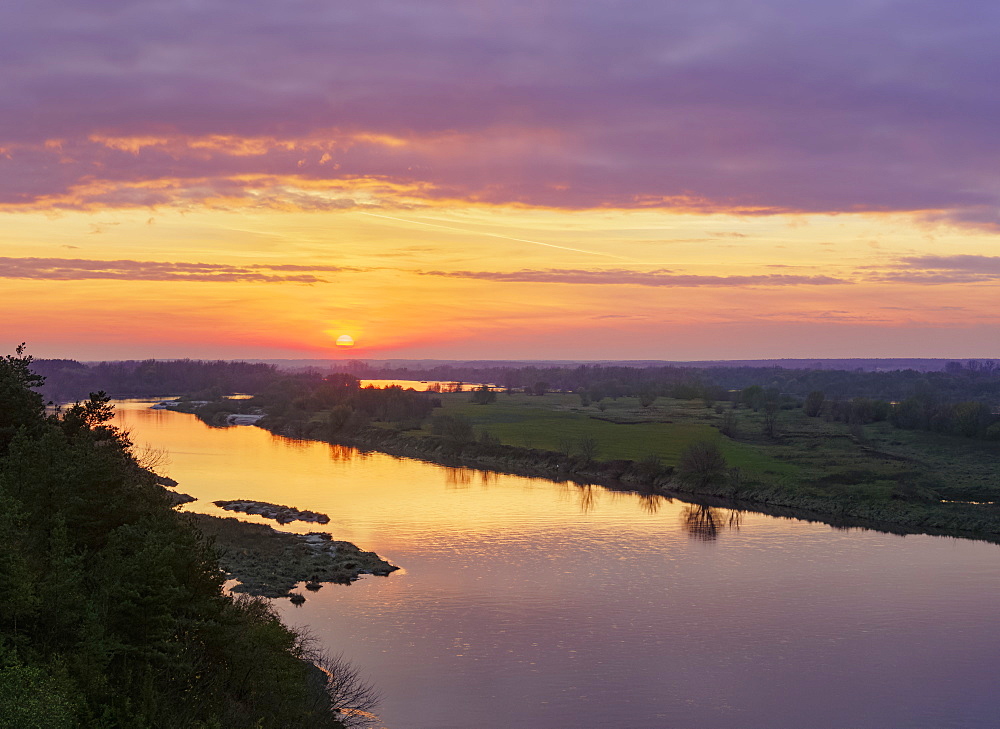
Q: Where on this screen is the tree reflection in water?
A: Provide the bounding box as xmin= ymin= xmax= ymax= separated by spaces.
xmin=444 ymin=466 xmax=475 ymax=488
xmin=681 ymin=504 xmax=743 ymax=541
xmin=577 ymin=483 xmax=598 ymax=514
xmin=327 ymin=444 xmax=357 ymax=462
xmin=444 ymin=467 xmax=501 ymax=488
xmin=638 ymin=492 xmax=670 ymax=515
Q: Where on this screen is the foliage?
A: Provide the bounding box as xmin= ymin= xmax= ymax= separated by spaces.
xmin=0 ymin=661 xmax=79 ymax=729
xmin=431 ymin=414 xmax=474 ymax=443
xmin=470 ymin=384 xmax=497 ymax=405
xmin=804 ymin=390 xmax=825 ymax=417
xmin=249 ymin=376 xmax=438 ymax=438
xmin=335 ymin=360 xmax=1000 ymax=412
xmin=0 ymin=348 xmax=350 ymax=727
xmin=34 ymin=358 xmax=283 ymax=403
xmin=675 ymin=441 xmax=729 ymax=488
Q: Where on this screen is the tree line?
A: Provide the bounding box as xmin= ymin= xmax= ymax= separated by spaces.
xmin=31 ymin=358 xmax=283 ymax=404
xmin=331 ymin=361 xmax=1000 ymax=406
xmin=230 ymin=374 xmax=440 ymax=439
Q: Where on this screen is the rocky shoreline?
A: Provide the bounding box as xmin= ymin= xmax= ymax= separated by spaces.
xmin=214 ymin=499 xmax=331 ymax=524
xmin=154 ymin=478 xmax=397 ymax=600
xmin=188 ymin=513 xmax=398 ymax=599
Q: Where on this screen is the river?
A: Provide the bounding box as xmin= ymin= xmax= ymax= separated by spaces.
xmin=114 ymin=400 xmax=1000 ymax=729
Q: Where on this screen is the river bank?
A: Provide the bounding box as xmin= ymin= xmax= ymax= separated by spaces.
xmin=188 ymin=513 xmax=399 ymax=598
xmin=167 ymin=390 xmax=1000 ymax=541
xmin=279 ymin=424 xmax=1000 ymax=542
xmin=154 ymin=479 xmax=397 ymax=599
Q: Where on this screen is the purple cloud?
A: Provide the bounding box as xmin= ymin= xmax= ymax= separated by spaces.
xmin=870 ymin=254 xmax=1000 ymax=284
xmin=0 ymin=257 xmax=360 ymax=283
xmin=2 ymin=0 xmax=1000 ymax=215
xmin=896 ymin=255 xmax=1000 ymax=274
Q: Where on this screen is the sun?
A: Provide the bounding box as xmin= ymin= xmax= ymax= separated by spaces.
xmin=335 ymin=334 xmax=355 ymax=347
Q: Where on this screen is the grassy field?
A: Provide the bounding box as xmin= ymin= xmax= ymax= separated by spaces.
xmin=428 ymin=392 xmax=794 ymax=477
xmin=424 ymin=391 xmax=998 ymax=503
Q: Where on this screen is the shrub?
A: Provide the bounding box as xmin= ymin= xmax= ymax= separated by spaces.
xmin=676 ymin=441 xmax=728 ymax=488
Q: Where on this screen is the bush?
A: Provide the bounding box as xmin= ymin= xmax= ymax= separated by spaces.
xmin=676 ymin=441 xmax=728 ymax=488
xmin=431 ymin=414 xmax=474 ymax=442
xmin=804 ymin=390 xmax=825 ymax=417
xmin=470 ymin=385 xmax=497 ymax=405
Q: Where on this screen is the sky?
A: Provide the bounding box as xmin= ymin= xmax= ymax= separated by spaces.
xmin=3 ymin=0 xmax=1000 ymax=361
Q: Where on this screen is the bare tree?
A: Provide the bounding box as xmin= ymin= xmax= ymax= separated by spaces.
xmin=720 ymin=410 xmax=738 ymax=438
xmin=578 ymin=436 xmax=599 ymax=461
xmin=762 ymin=400 xmax=779 ymax=438
xmin=676 ymin=440 xmax=728 ymax=487
xmin=311 ymin=652 xmax=382 ymax=729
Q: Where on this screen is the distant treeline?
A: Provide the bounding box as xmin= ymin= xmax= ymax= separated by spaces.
xmin=36 ymin=357 xmax=1000 ymax=443
xmin=37 ymin=357 xmax=1000 ymax=407
xmin=0 ymin=349 xmax=346 ymax=727
xmin=335 ymin=361 xmax=1000 ymax=406
xmin=33 ymin=358 xmax=282 ymax=403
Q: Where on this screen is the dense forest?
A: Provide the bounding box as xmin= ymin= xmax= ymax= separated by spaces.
xmin=32 ymin=359 xmax=281 ymax=404
xmin=344 ymin=360 xmax=1000 ymax=405
xmin=0 ymin=349 xmax=348 ymax=728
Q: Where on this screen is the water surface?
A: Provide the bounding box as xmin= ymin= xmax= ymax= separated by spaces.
xmin=116 ymin=400 xmax=1000 ymax=729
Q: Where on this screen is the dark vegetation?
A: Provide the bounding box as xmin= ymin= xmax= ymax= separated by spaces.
xmin=335 ymin=359 xmax=1000 ymax=406
xmin=0 ymin=348 xmax=366 ymax=728
xmin=32 ymin=358 xmax=281 ymax=404
xmin=35 ymin=357 xmax=1000 ymax=414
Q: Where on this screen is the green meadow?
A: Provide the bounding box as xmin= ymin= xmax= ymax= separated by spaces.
xmin=425 ymin=390 xmax=998 ymax=505
xmin=428 ymin=392 xmax=794 ymax=477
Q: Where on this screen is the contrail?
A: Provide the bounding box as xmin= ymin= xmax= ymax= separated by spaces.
xmin=358 ymin=211 xmax=635 ymax=261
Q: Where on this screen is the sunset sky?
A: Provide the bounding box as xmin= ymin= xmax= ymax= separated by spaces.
xmin=3 ymin=0 xmax=1000 ymax=361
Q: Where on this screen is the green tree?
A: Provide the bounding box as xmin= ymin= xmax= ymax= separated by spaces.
xmin=431 ymin=414 xmax=474 ymax=442
xmin=804 ymin=390 xmax=825 ymax=417
xmin=0 ymin=348 xmax=353 ymax=727
xmin=740 ymin=385 xmax=765 ymax=411
xmin=470 ymin=384 xmax=497 ymax=405
xmin=952 ymin=401 xmax=992 ymax=438
xmin=0 ymin=344 xmax=46 ymax=454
